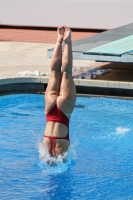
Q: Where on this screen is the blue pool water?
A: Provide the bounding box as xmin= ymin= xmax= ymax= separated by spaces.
xmin=1 ymin=94 xmax=133 ymax=200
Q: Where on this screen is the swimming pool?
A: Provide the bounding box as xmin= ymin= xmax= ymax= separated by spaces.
xmin=1 ymin=94 xmax=133 ymax=199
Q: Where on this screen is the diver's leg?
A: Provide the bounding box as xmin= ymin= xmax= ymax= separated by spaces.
xmin=45 ymin=26 xmax=65 ymax=113
xmin=57 ymin=27 xmax=76 ymax=116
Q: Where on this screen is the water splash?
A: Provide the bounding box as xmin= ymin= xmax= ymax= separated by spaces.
xmin=91 ymin=126 xmax=131 ymax=141
xmin=37 ymin=143 xmax=71 ymax=174
xmin=115 ymin=126 xmax=130 ymax=136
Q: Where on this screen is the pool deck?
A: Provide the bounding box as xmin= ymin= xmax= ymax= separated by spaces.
xmin=0 ymin=28 xmax=133 ymax=97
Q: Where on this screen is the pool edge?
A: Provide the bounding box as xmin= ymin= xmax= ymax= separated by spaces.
xmin=0 ymin=76 xmax=133 ymax=98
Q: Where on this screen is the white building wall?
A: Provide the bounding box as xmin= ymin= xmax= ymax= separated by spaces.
xmin=0 ymin=0 xmax=133 ymax=29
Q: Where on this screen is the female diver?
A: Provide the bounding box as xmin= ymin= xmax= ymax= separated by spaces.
xmin=42 ymin=26 xmax=76 ymax=157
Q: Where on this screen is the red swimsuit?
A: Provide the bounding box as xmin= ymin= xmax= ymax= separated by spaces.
xmin=44 ymin=104 xmax=69 ymax=156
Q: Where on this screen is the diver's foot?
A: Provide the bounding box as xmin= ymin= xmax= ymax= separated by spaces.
xmin=63 ymin=27 xmax=71 ymax=44
xmin=57 ymin=26 xmax=65 ymax=43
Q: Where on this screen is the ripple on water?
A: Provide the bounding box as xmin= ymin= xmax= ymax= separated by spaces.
xmin=1 ymin=94 xmax=133 ymax=200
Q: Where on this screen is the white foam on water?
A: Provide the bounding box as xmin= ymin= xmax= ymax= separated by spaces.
xmin=37 ymin=143 xmax=71 ymax=174
xmin=115 ymin=126 xmax=130 ymax=136
xmin=91 ymin=126 xmax=131 ymax=141
xmin=106 ymin=126 xmax=131 ymax=140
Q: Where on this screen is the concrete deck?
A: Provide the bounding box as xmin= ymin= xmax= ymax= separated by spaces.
xmin=0 ymin=28 xmax=133 ymax=97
